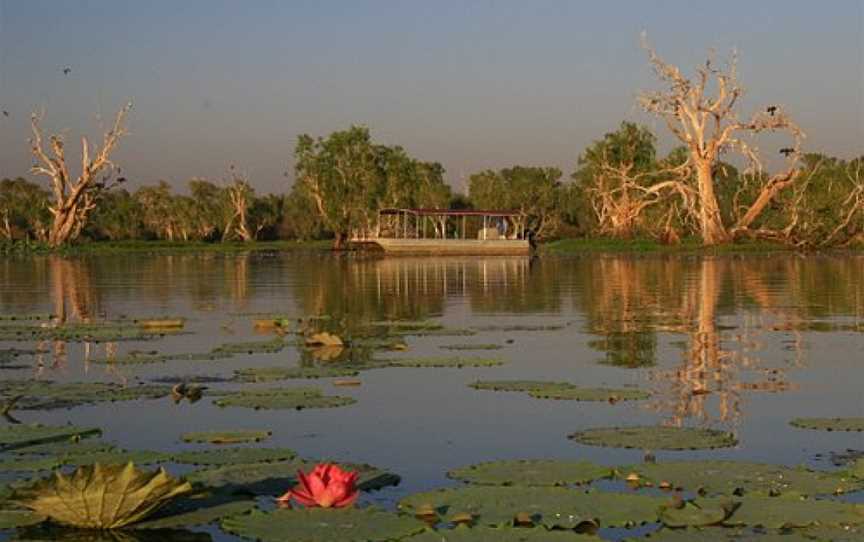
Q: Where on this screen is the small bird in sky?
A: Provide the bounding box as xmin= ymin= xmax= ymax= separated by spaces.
xmin=766 ymin=105 xmax=778 ymax=116
xmin=779 ymin=147 xmax=795 ymax=157
xmin=2 ymin=110 xmax=8 ymax=117
xmin=62 ymin=67 xmax=71 ymax=75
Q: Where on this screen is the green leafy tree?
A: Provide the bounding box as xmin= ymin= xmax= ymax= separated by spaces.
xmin=469 ymin=166 xmax=563 ymax=239
xmin=0 ymin=177 xmax=51 ymax=240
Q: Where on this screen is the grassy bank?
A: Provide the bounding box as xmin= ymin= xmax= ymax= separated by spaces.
xmin=539 ymin=237 xmax=798 ymax=255
xmin=0 ymin=239 xmax=333 ymax=256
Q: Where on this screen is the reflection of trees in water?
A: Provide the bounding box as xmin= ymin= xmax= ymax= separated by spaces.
xmin=575 ymin=255 xmax=864 ymax=426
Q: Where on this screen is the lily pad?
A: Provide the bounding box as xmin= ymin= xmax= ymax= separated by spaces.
xmin=221 ymin=507 xmax=427 ymax=542
xmin=0 ymin=456 xmax=63 ymax=472
xmin=726 ymin=496 xmax=864 ymax=528
xmin=171 ymin=447 xmax=297 ymax=466
xmin=620 ymin=461 xmax=862 ymax=497
xmin=133 ymin=492 xmax=255 ymax=530
xmin=470 ymin=380 xmax=649 ymax=401
xmin=212 ymin=388 xmax=356 ymax=410
xmin=0 ymin=425 xmax=102 ymax=452
xmin=448 ymin=460 xmax=613 ymax=487
xmin=407 ymin=526 xmax=600 ymax=540
xmin=441 ymin=344 xmax=504 ymax=351
xmin=659 ymin=499 xmax=738 ymax=527
xmin=233 ymin=366 xmax=360 ymax=382
xmin=400 ymin=486 xmax=666 ymax=528
xmin=569 ymin=426 xmax=737 ymax=450
xmin=186 ymin=459 xmax=400 ymax=495
xmin=0 ymin=380 xmax=170 ymax=410
xmin=181 ymin=431 xmax=272 ymax=444
xmin=790 ymin=418 xmax=864 ymax=432
xmin=11 ymin=440 xmax=116 ymax=456
xmin=375 ymin=357 xmax=504 ymax=368
xmin=0 ymin=510 xmax=47 ymax=529
xmin=627 ymin=528 xmax=811 ymax=541
xmin=211 ymin=339 xmax=285 ymax=355
xmin=11 ymin=524 xmax=213 ymax=541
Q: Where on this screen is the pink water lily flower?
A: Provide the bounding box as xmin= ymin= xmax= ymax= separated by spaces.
xmin=277 ymin=463 xmax=359 ymax=508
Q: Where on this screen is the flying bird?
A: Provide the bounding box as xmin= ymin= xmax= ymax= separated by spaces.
xmin=62 ymin=67 xmax=71 ymax=75
xmin=1 ymin=110 xmax=8 ymax=117
xmin=766 ymin=105 xmax=778 ymax=116
xmin=779 ymin=147 xmax=795 ymax=157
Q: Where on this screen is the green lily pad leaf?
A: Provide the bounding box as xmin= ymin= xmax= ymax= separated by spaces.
xmin=11 ymin=524 xmax=214 ymax=541
xmin=186 ymin=459 xmax=399 ymax=495
xmin=469 ymin=381 xmax=649 ymax=401
xmin=211 ymin=339 xmax=285 ymax=355
xmin=441 ymin=344 xmax=504 ymax=351
xmin=448 ymin=460 xmax=612 ymax=486
xmin=400 ymin=486 xmax=666 ymax=528
xmin=625 ymin=528 xmax=811 ymax=541
xmin=0 ymin=456 xmax=63 ymax=472
xmin=181 ymin=431 xmax=272 ymax=444
xmin=233 ymin=366 xmax=360 ymax=382
xmin=727 ymin=496 xmax=864 ymax=528
xmin=221 ymin=507 xmax=427 ymax=542
xmin=799 ymin=526 xmax=864 ymax=541
xmin=407 ymin=526 xmax=600 ymax=540
xmin=620 ymin=461 xmax=862 ymax=497
xmin=133 ymin=492 xmax=255 ymax=530
xmin=0 ymin=509 xmax=47 ymax=529
xmin=212 ymin=388 xmax=355 ymax=410
xmin=64 ymin=450 xmax=169 ymax=467
xmin=659 ymin=499 xmax=737 ymax=527
xmin=0 ymin=321 xmax=183 ymax=343
xmin=852 ymin=458 xmax=864 ymax=479
xmin=171 ymin=447 xmax=297 ymax=466
xmin=375 ymin=357 xmax=504 ymax=368
xmin=11 ymin=440 xmax=116 ymax=456
xmin=790 ymin=418 xmax=864 ymax=432
xmin=569 ymin=426 xmax=737 ymax=450
xmin=0 ymin=425 xmax=102 ymax=452
xmin=0 ymin=380 xmax=170 ymax=410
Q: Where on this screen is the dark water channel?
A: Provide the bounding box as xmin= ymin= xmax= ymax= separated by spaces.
xmin=0 ymin=252 xmax=862 ymax=540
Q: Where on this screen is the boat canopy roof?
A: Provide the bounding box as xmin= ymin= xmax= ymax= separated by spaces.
xmin=378 ymin=207 xmax=522 ymax=217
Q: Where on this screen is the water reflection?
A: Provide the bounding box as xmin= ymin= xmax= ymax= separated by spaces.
xmin=1 ymin=252 xmax=862 ymax=428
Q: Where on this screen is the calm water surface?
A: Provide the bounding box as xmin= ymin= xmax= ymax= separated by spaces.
xmin=0 ymin=252 xmax=862 ymax=540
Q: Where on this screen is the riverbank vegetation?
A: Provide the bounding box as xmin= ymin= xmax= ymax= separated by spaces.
xmin=1 ymin=41 xmax=862 ymax=252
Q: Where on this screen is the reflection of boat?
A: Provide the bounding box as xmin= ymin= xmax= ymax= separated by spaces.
xmin=354 ymin=208 xmax=531 ymax=255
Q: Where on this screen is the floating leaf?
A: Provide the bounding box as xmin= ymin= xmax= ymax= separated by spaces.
xmin=659 ymin=498 xmax=737 ymax=527
xmin=620 ymin=460 xmax=862 ymax=497
xmin=186 ymin=459 xmax=399 ymax=495
xmin=448 ymin=460 xmax=612 ymax=487
xmin=211 ymin=338 xmax=285 ymax=355
xmin=11 ymin=523 xmax=214 ymax=541
xmin=0 ymin=456 xmax=63 ymax=472
xmin=171 ymin=447 xmax=297 ymax=466
xmin=233 ymin=366 xmax=359 ymax=382
xmin=470 ymin=380 xmax=649 ymax=401
xmin=181 ymin=431 xmax=272 ymax=444
xmin=441 ymin=344 xmax=503 ymax=351
xmin=0 ymin=510 xmax=46 ymax=529
xmin=726 ymin=496 xmax=864 ymax=528
xmin=221 ymin=507 xmax=426 ymax=542
xmin=0 ymin=380 xmax=170 ymax=410
xmin=569 ymin=426 xmax=737 ymax=450
xmin=375 ymin=357 xmax=504 ymax=368
xmin=0 ymin=424 xmax=101 ymax=452
xmin=136 ymin=318 xmax=185 ymax=329
xmin=407 ymin=526 xmax=599 ymax=540
xmin=212 ymin=388 xmax=355 ymax=410
xmin=11 ymin=439 xmax=116 ymax=456
xmin=12 ymin=462 xmax=192 ymax=529
xmin=133 ymin=492 xmax=255 ymax=530
xmin=790 ymin=418 xmax=864 ymax=432
xmin=400 ymin=486 xmax=666 ymax=528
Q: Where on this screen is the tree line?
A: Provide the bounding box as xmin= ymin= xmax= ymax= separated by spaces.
xmin=1 ymin=39 xmax=862 ymax=249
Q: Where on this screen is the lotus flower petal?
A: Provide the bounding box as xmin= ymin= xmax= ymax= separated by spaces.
xmin=281 ymin=463 xmax=359 ymax=508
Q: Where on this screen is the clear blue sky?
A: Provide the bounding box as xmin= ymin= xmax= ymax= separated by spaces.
xmin=0 ymin=1 xmax=861 ymax=194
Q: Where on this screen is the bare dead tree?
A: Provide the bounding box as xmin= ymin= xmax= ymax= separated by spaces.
xmin=30 ymin=103 xmax=132 ymax=247
xmin=824 ymin=160 xmax=864 ymax=246
xmin=638 ymin=34 xmax=804 ymax=245
xmin=222 ymin=169 xmax=254 ymax=242
xmin=586 ymin=147 xmax=694 ymax=238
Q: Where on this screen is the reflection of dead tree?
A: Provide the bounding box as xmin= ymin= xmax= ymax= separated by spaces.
xmin=639 ymin=35 xmax=804 ymax=245
xmin=30 ymin=103 xmax=132 ymax=247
